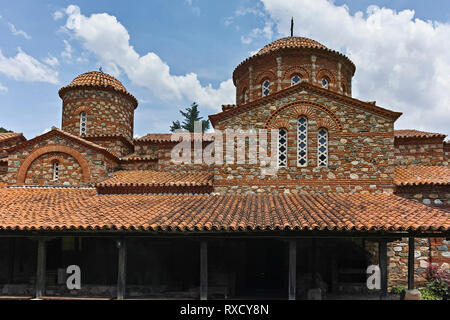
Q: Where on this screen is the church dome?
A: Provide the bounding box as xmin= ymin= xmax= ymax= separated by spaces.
xmin=257 ymin=37 xmax=327 ymax=56
xmin=59 ymin=71 xmax=138 ymax=108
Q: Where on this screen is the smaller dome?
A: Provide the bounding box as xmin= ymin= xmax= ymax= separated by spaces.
xmin=257 ymin=37 xmax=327 ymax=56
xmin=59 ymin=71 xmax=137 ymax=107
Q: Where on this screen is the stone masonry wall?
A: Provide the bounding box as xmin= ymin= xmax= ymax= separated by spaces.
xmin=395 ymin=185 xmax=450 ymax=208
xmin=394 ymin=138 xmax=447 ymax=166
xmin=5 ymin=134 xmax=119 ymax=186
xmin=0 ymin=136 xmax=25 ymax=158
xmin=61 ymin=88 xmax=135 ymax=140
xmin=213 ymin=89 xmax=396 ymax=194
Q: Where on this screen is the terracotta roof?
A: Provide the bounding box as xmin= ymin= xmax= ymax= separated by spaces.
xmin=98 ymin=170 xmax=213 ymax=187
xmin=137 ymin=133 xmax=215 ymax=143
xmin=0 ymin=133 xmax=25 ymax=143
xmin=257 ymin=37 xmax=327 ymax=55
xmin=395 ymin=130 xmax=447 ymax=139
xmin=395 ymin=166 xmax=450 ymax=186
xmin=58 ymin=71 xmax=138 ymax=108
xmin=0 ymin=188 xmax=448 ymax=232
xmin=209 ymin=81 xmax=402 ymax=127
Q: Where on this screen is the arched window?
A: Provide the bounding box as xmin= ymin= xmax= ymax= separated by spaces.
xmin=297 ymin=117 xmax=308 ymax=167
xmin=262 ymin=80 xmax=270 ymax=97
xmin=321 ymin=77 xmax=329 ymax=89
xmin=291 ymin=75 xmax=301 ymax=86
xmin=317 ymin=128 xmax=328 ymax=167
xmin=278 ymin=129 xmax=288 ymax=167
xmin=243 ymin=89 xmax=248 ymax=104
xmin=53 ymin=161 xmax=59 ymax=181
xmin=80 ymin=112 xmax=87 ymax=136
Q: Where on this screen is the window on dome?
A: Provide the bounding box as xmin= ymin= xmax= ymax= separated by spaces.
xmin=321 ymin=78 xmax=329 ymax=89
xmin=278 ymin=129 xmax=288 ymax=167
xmin=53 ymin=161 xmax=59 ymax=181
xmin=297 ymin=117 xmax=308 ymax=167
xmin=262 ymin=80 xmax=270 ymax=97
xmin=317 ymin=128 xmax=328 ymax=167
xmin=243 ymin=89 xmax=248 ymax=104
xmin=291 ymin=75 xmax=301 ymax=86
xmin=80 ymin=112 xmax=87 ymax=137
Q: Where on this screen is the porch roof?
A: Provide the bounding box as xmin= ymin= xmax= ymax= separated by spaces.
xmin=0 ymin=187 xmax=448 ymax=233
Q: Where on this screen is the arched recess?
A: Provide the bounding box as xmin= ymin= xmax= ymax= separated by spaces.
xmin=17 ymin=145 xmax=91 ymax=184
xmin=265 ymin=101 xmax=343 ymax=132
xmin=283 ymin=66 xmax=310 ymax=83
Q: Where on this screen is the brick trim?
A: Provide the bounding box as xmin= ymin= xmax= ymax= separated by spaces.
xmin=17 ymin=145 xmax=91 ymax=184
xmin=283 ymin=66 xmax=311 ymax=82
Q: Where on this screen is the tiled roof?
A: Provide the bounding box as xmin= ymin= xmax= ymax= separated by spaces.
xmin=0 ymin=188 xmax=448 ymax=232
xmin=58 ymin=71 xmax=138 ymax=108
xmin=0 ymin=133 xmax=24 ymax=143
xmin=395 ymin=166 xmax=450 ymax=186
xmin=137 ymin=133 xmax=215 ymax=143
xmin=98 ymin=170 xmax=213 ymax=187
xmin=257 ymin=37 xmax=327 ymax=55
xmin=395 ymin=130 xmax=447 ymax=139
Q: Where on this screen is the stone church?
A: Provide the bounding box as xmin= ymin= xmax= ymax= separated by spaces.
xmin=0 ymin=36 xmax=449 ymax=300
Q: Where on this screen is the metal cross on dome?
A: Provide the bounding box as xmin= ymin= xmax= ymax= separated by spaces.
xmin=291 ymin=17 xmax=294 ymax=37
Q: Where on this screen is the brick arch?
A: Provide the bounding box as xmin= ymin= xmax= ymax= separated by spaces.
xmin=73 ymin=105 xmax=91 ymax=116
xmin=283 ymin=66 xmax=310 ymax=83
xmin=316 ymin=69 xmax=336 ymax=86
xmin=255 ymin=70 xmax=277 ymax=86
xmin=267 ymin=119 xmax=291 ymax=130
xmin=316 ymin=118 xmax=338 ymax=132
xmin=17 ymin=145 xmax=91 ymax=184
xmin=47 ymin=155 xmax=63 ymax=164
xmin=265 ymin=101 xmax=343 ymax=131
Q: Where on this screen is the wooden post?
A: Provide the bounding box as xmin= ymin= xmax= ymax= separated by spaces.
xmin=200 ymin=240 xmax=208 ymax=300
xmin=117 ymin=238 xmax=127 ymax=300
xmin=35 ymin=238 xmax=47 ymax=299
xmin=408 ymin=237 xmax=415 ymax=290
xmin=288 ymin=240 xmax=297 ymax=300
xmin=379 ymin=240 xmax=388 ymax=298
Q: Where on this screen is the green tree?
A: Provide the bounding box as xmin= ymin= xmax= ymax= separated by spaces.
xmin=170 ymin=102 xmax=210 ymax=133
xmin=0 ymin=127 xmax=12 ymax=133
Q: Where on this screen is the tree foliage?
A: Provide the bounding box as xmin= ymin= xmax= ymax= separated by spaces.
xmin=170 ymin=102 xmax=210 ymax=133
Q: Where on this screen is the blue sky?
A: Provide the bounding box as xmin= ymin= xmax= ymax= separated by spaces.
xmin=1 ymin=0 xmax=450 ymax=139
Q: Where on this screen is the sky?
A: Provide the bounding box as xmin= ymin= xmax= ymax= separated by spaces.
xmin=0 ymin=0 xmax=449 ymax=139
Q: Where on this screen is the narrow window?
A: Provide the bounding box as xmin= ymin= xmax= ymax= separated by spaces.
xmin=291 ymin=75 xmax=301 ymax=86
xmin=262 ymin=80 xmax=270 ymax=97
xmin=321 ymin=78 xmax=329 ymax=89
xmin=53 ymin=161 xmax=59 ymax=181
xmin=278 ymin=129 xmax=288 ymax=167
xmin=318 ymin=128 xmax=328 ymax=167
xmin=80 ymin=112 xmax=87 ymax=136
xmin=297 ymin=117 xmax=308 ymax=167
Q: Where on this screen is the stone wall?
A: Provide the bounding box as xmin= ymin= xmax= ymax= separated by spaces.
xmin=444 ymin=142 xmax=450 ymax=162
xmin=0 ymin=135 xmax=25 ymax=158
xmin=395 ymin=185 xmax=450 ymax=207
xmin=85 ymin=136 xmax=134 ymax=158
xmin=61 ymin=88 xmax=135 ymax=140
xmin=212 ymin=90 xmax=396 ymax=194
xmin=394 ymin=138 xmax=447 ymax=166
xmin=5 ymin=133 xmax=119 ymax=186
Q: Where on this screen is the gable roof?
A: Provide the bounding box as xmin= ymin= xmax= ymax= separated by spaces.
xmin=0 ymin=132 xmax=26 ymax=143
xmin=0 ymin=188 xmax=448 ymax=232
xmin=395 ymin=166 xmax=450 ymax=186
xmin=7 ymin=128 xmax=119 ymax=162
xmin=136 ymin=133 xmax=215 ymax=143
xmin=209 ymin=82 xmax=402 ymax=127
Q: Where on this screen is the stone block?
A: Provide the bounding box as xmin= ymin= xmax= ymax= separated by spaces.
xmin=404 ymin=289 xmax=422 ymax=300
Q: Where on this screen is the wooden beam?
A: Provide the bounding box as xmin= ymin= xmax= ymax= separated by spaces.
xmin=288 ymin=240 xmax=297 ymax=300
xmin=35 ymin=238 xmax=47 ymax=299
xmin=378 ymin=240 xmax=388 ymax=298
xmin=117 ymin=238 xmax=127 ymax=300
xmin=408 ymin=237 xmax=415 ymax=290
xmin=200 ymin=240 xmax=208 ymax=300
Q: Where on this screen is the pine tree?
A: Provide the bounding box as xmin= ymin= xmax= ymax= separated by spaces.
xmin=170 ymin=102 xmax=210 ymax=133
xmin=0 ymin=127 xmax=12 ymax=133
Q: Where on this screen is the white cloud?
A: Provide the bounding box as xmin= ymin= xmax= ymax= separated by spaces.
xmin=8 ymin=23 xmax=31 ymax=40
xmin=61 ymin=5 xmax=234 ymax=110
xmin=260 ymin=0 xmax=450 ymax=135
xmin=53 ymin=10 xmax=64 ymax=21
xmin=0 ymin=83 xmax=7 ymax=93
xmin=0 ymin=48 xmax=59 ymax=84
xmin=61 ymin=39 xmax=73 ymax=62
xmin=43 ymin=55 xmax=59 ymax=67
xmin=241 ymin=20 xmax=273 ymax=44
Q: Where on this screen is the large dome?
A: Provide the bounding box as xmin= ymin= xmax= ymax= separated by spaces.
xmin=59 ymin=71 xmax=137 ymax=107
xmin=257 ymin=37 xmax=328 ymax=56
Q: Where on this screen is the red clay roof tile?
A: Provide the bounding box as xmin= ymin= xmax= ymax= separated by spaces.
xmin=395 ymin=129 xmax=447 ymax=139
xmin=395 ymin=166 xmax=450 ymax=186
xmin=0 ymin=188 xmax=448 ymax=232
